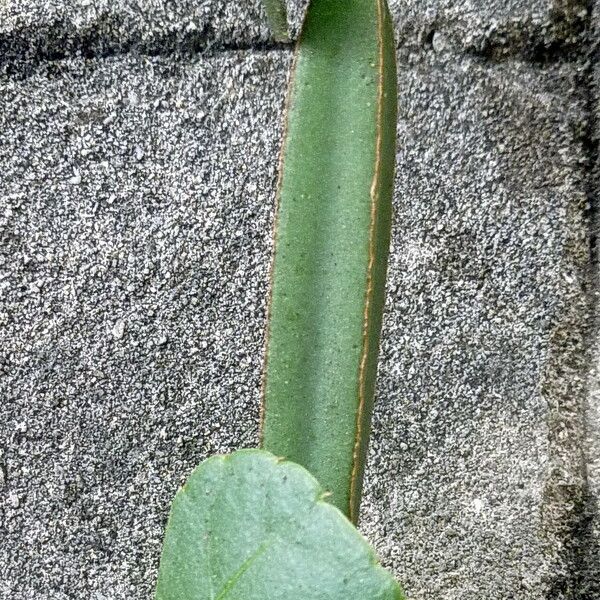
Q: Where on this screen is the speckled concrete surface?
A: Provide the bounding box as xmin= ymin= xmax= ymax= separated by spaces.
xmin=388 ymin=0 xmax=589 ymax=54
xmin=0 ymin=50 xmax=291 ymax=599
xmin=0 ymin=0 xmax=590 ymax=66
xmin=360 ymin=52 xmax=591 ymax=599
xmin=0 ymin=1 xmax=598 ymax=599
xmin=0 ymin=1 xmax=273 ymax=68
xmin=581 ymin=262 xmax=600 ymax=598
xmin=580 ymin=8 xmax=600 ymax=596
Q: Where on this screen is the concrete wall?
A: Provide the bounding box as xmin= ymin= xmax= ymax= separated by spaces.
xmin=0 ymin=1 xmax=598 ymax=598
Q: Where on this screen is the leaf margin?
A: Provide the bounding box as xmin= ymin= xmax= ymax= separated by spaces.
xmin=155 ymin=449 xmax=404 ymax=600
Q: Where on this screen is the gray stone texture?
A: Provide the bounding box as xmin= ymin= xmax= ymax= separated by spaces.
xmin=1 ymin=0 xmax=598 ymax=599
xmin=0 ymin=50 xmax=291 ymax=599
xmin=581 ymin=8 xmax=600 ymax=599
xmin=0 ymin=0 xmax=590 ymax=64
xmin=0 ymin=1 xmax=273 ymax=70
xmin=361 ymin=53 xmax=591 ymax=599
xmin=582 ymin=279 xmax=600 ymax=599
xmin=388 ymin=0 xmax=588 ymax=54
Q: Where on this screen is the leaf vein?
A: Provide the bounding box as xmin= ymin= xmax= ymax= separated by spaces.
xmin=214 ymin=541 xmax=272 ymax=600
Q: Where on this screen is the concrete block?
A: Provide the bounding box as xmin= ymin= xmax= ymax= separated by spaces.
xmin=388 ymin=0 xmax=588 ymax=54
xmin=0 ymin=0 xmax=588 ymax=70
xmin=360 ymin=53 xmax=590 ymax=599
xmin=0 ymin=1 xmax=275 ymax=69
xmin=0 ymin=12 xmax=594 ymax=600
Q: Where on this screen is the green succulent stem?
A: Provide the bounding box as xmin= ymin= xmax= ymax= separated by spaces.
xmin=155 ymin=450 xmax=404 ymax=599
xmin=260 ymin=0 xmax=398 ymax=522
xmin=263 ymin=0 xmax=290 ymax=42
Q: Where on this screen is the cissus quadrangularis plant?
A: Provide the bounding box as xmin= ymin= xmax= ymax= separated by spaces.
xmin=263 ymin=0 xmax=290 ymax=41
xmin=155 ymin=0 xmax=400 ymax=597
xmin=260 ymin=0 xmax=397 ymax=523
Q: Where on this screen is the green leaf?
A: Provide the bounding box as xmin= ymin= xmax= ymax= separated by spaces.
xmin=260 ymin=0 xmax=398 ymax=522
xmin=263 ymin=0 xmax=290 ymax=42
xmin=155 ymin=450 xmax=403 ymax=600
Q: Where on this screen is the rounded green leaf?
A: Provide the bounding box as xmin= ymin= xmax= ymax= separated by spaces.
xmin=155 ymin=449 xmax=403 ymax=600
